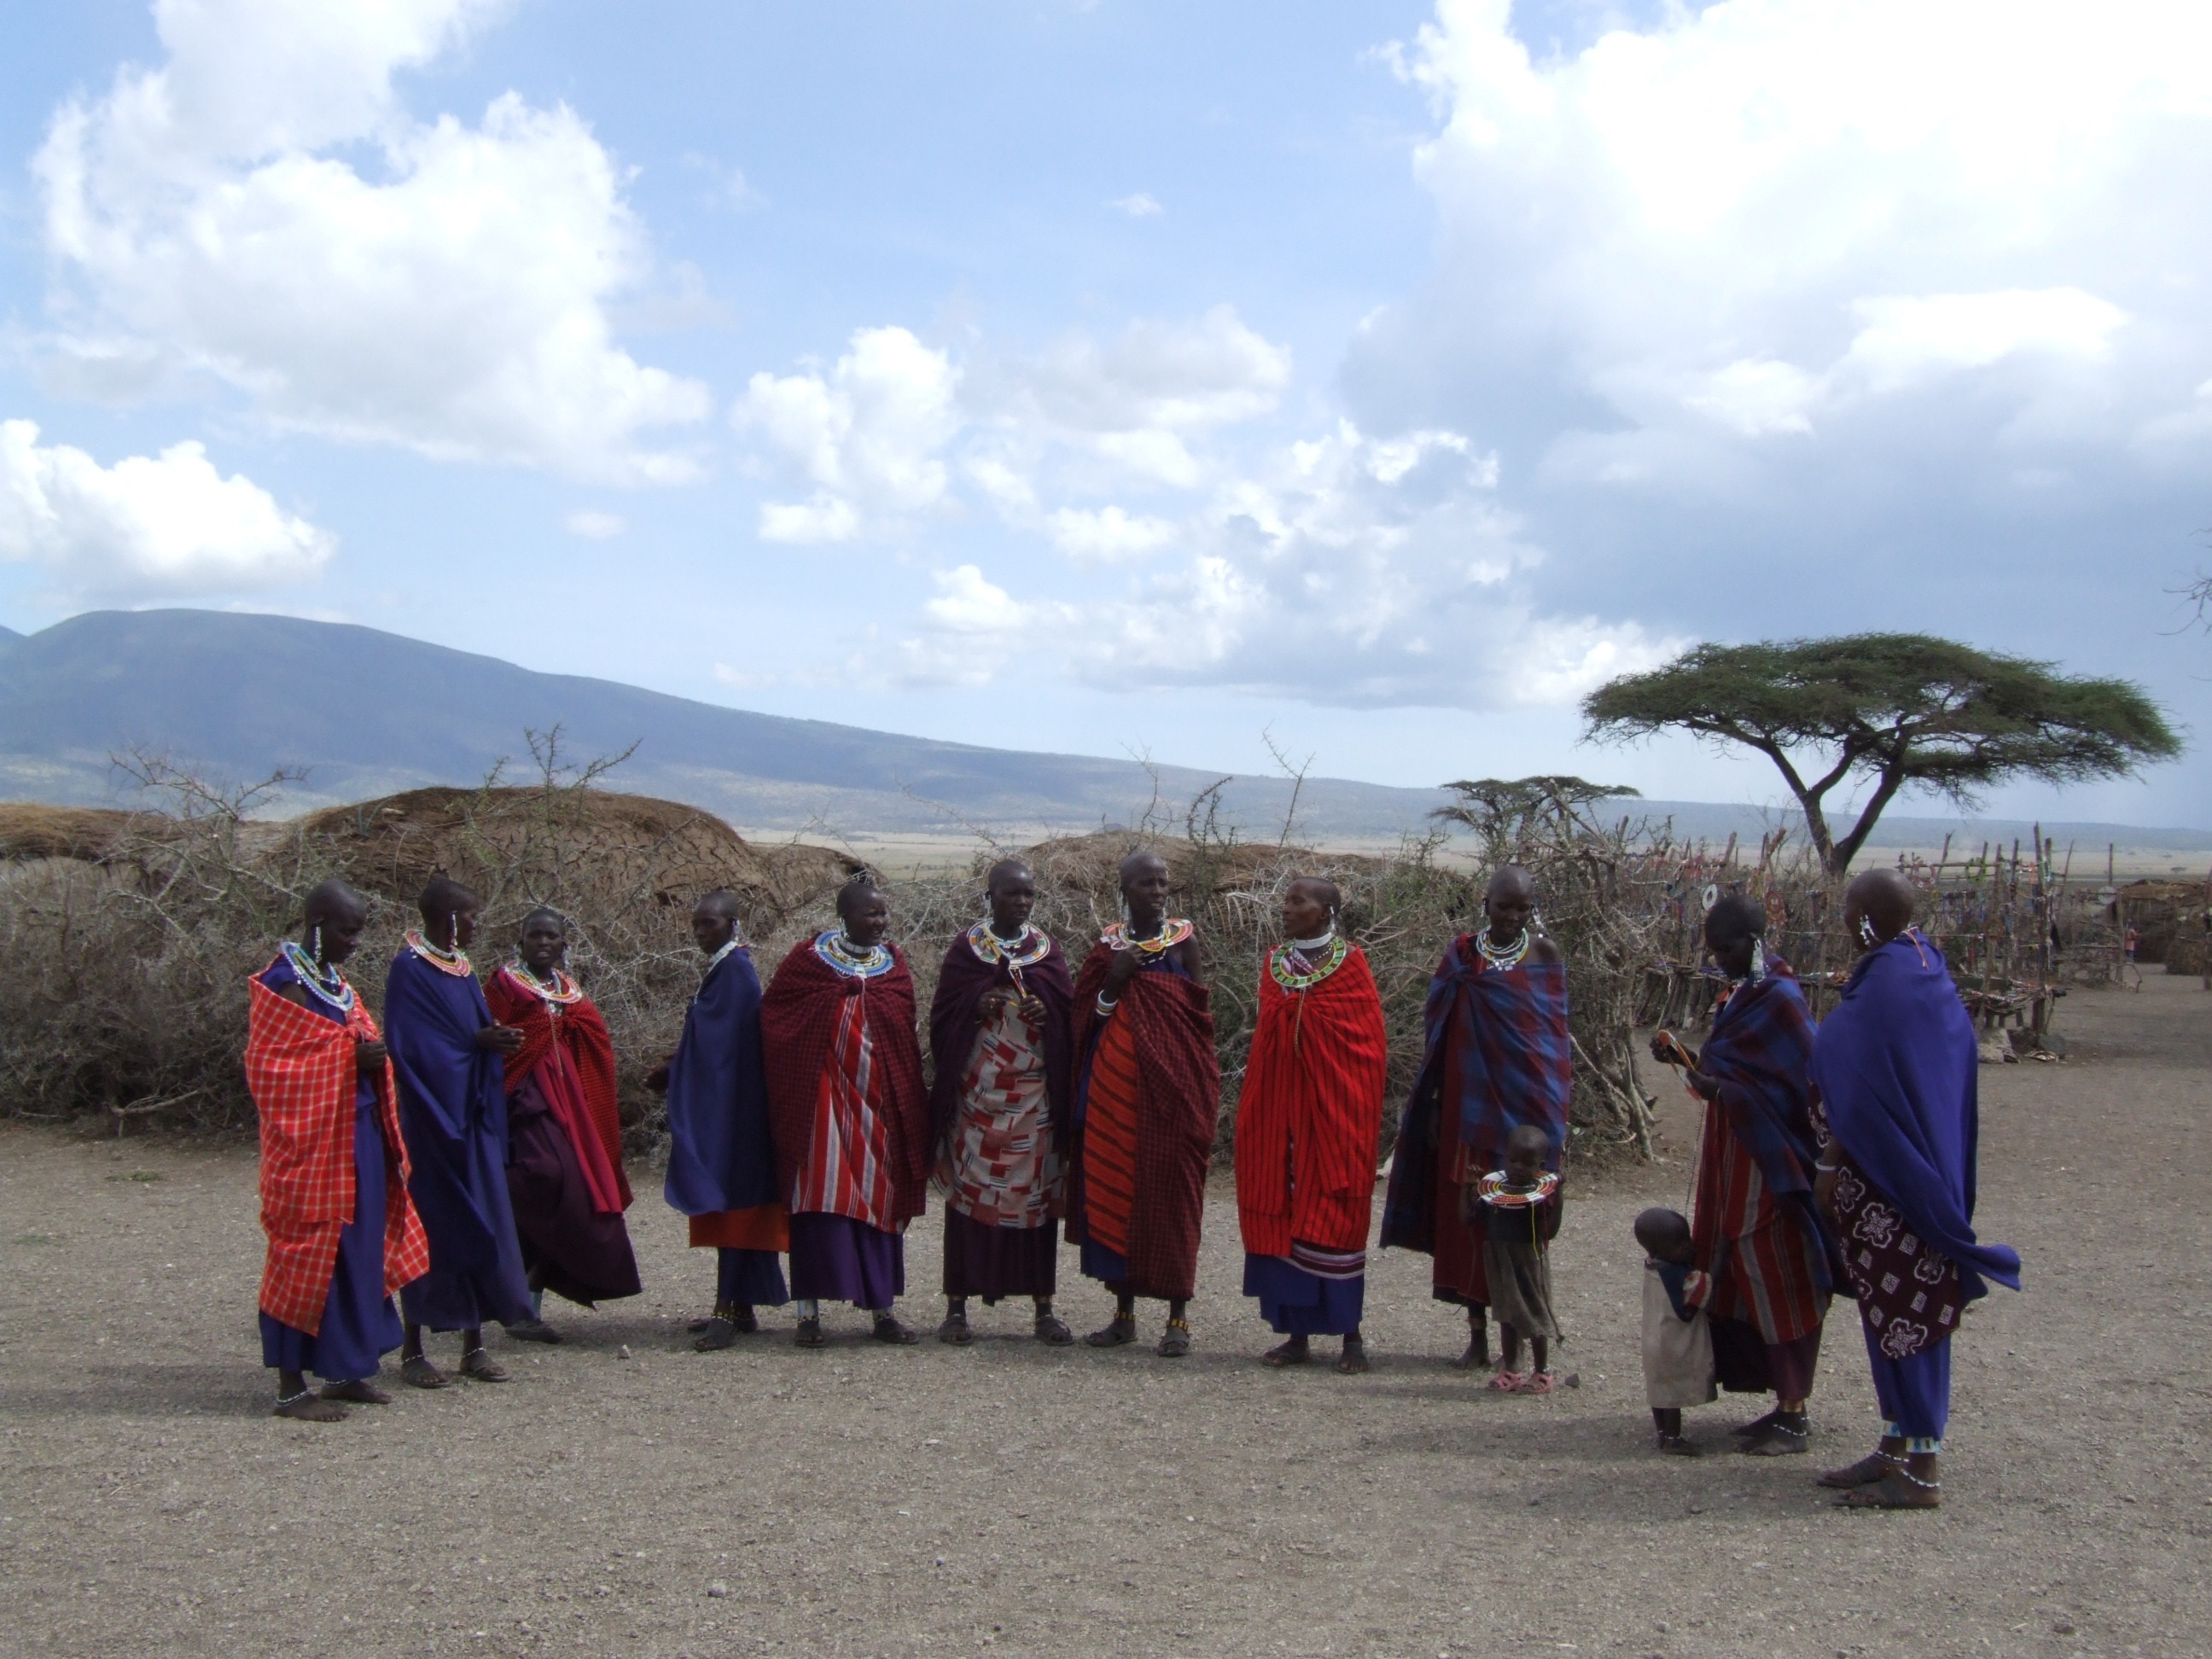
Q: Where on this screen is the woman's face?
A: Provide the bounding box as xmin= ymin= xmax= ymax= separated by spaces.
xmin=1281 ymin=883 xmax=1332 ymax=941
xmin=520 ymin=917 xmax=567 ymax=974
xmin=1704 ymin=917 xmax=1758 ymax=979
xmin=1122 ymin=859 xmax=1171 ymax=923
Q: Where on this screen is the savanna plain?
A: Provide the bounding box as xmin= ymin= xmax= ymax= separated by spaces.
xmin=3 ymin=979 xmax=2205 ymax=1659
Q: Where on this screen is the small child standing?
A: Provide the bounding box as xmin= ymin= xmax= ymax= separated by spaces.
xmin=1478 ymin=1123 xmax=1564 ymax=1394
xmin=1635 ymin=1206 xmax=1715 ymax=1454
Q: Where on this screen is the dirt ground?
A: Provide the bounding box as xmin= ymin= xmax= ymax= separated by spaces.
xmin=3 ymin=978 xmax=2208 ymax=1659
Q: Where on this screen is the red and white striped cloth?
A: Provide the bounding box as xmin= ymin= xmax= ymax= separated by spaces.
xmin=789 ymin=992 xmax=897 ymax=1229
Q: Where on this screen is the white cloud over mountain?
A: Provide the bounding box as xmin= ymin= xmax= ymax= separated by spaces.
xmin=34 ymin=0 xmax=709 ymax=484
xmin=0 ymin=419 xmax=333 ymax=597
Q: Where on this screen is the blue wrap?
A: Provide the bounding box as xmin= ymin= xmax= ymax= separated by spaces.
xmin=663 ymin=947 xmax=780 ymax=1216
xmin=1809 ymin=931 xmax=2021 ymax=1301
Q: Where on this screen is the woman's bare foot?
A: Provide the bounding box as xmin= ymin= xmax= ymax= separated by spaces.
xmin=1263 ymin=1336 xmax=1310 ymax=1368
xmin=1335 ymin=1336 xmax=1370 ymax=1375
xmin=400 ymin=1354 xmax=450 ymax=1390
xmin=318 ymin=1378 xmax=391 ymax=1405
xmin=1451 ymin=1337 xmax=1492 ymax=1370
xmin=1656 ymin=1432 xmax=1700 ymax=1456
xmin=457 ymin=1347 xmax=509 ymax=1382
xmin=274 ymin=1389 xmax=348 ymax=1423
xmin=1739 ymin=1415 xmax=1808 ymax=1456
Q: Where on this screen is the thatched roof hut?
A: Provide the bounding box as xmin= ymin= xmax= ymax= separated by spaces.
xmin=0 ymin=804 xmax=137 ymax=864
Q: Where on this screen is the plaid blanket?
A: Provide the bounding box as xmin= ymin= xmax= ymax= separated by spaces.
xmin=247 ymin=975 xmax=428 ymax=1334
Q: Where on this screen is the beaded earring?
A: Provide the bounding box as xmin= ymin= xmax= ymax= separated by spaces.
xmin=449 ymin=910 xmax=459 ymax=950
xmin=1749 ymin=938 xmax=1767 ymax=981
xmin=311 ymin=923 xmax=322 ymax=963
xmin=1858 ymin=915 xmax=1879 ymax=947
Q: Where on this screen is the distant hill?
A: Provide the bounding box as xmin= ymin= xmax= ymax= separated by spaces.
xmin=0 ymin=609 xmax=2203 ymax=859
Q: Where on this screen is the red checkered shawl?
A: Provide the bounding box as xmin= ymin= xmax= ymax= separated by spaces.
xmin=1066 ymin=941 xmax=1220 ymax=1299
xmin=1235 ymin=946 xmax=1388 ymax=1258
xmin=484 ymin=967 xmax=632 ymax=1210
xmin=247 ymin=975 xmax=429 ymax=1334
xmin=759 ymin=940 xmax=931 ymax=1226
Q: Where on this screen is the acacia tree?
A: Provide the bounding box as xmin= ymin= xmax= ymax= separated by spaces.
xmin=1581 ymin=634 xmax=2181 ymax=876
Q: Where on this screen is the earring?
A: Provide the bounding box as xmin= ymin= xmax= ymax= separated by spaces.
xmin=1118 ymin=894 xmax=1131 ymax=924
xmin=311 ymin=923 xmax=321 ymax=962
xmin=1858 ymin=916 xmax=1879 ymax=947
xmin=1749 ymin=939 xmax=1767 ymax=981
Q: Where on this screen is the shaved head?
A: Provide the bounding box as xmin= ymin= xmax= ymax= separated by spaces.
xmin=418 ymin=874 xmax=478 ymax=925
xmin=521 ymin=905 xmax=567 ymax=932
xmin=1289 ymin=876 xmax=1342 ymax=911
xmin=304 ymin=876 xmax=365 ymax=926
xmin=1119 ymin=850 xmax=1167 ymax=882
xmin=694 ymin=888 xmax=741 ymax=923
xmin=1848 ymin=867 xmax=1916 ymax=941
xmin=1487 ymin=864 xmax=1534 ymax=904
xmin=835 ymin=878 xmax=884 ymax=922
xmin=986 ymin=858 xmax=1033 ymax=892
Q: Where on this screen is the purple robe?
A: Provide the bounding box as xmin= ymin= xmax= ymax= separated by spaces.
xmin=385 ymin=949 xmax=531 ymax=1331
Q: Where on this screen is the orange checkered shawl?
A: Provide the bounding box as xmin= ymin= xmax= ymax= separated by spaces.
xmin=247 ymin=975 xmax=430 ymax=1334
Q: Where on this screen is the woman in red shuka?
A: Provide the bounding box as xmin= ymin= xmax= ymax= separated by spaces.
xmin=1235 ymin=877 xmax=1388 ymax=1374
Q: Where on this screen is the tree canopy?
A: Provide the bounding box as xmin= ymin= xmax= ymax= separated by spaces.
xmin=1580 ymin=634 xmax=2181 ymax=875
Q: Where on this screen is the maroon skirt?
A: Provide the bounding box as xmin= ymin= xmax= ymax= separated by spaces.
xmin=941 ymin=1207 xmax=1058 ymax=1298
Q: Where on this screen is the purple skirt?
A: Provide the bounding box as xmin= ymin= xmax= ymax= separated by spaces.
xmin=789 ymin=1212 xmax=904 ymax=1309
xmin=506 ymin=1074 xmax=642 ymax=1307
xmin=1243 ymin=1253 xmax=1365 ymax=1337
xmin=942 ymin=1207 xmax=1057 ymax=1298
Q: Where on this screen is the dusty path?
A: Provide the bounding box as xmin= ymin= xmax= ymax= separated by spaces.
xmin=3 ymin=978 xmax=2209 ymax=1659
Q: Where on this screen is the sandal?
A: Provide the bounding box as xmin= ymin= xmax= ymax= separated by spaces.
xmin=873 ymin=1315 xmax=921 ymax=1345
xmin=1818 ymin=1452 xmax=1903 ymax=1489
xmin=1739 ymin=1419 xmax=1808 ymax=1457
xmin=318 ymin=1379 xmax=391 ymax=1405
xmin=1033 ymin=1313 xmax=1074 ymax=1346
xmin=794 ymin=1316 xmax=825 ymax=1348
xmin=1335 ymin=1339 xmax=1370 ymax=1376
xmin=693 ymin=1317 xmax=739 ymax=1353
xmin=458 ymin=1347 xmax=509 ymax=1382
xmin=936 ymin=1314 xmax=974 ymax=1347
xmin=400 ymin=1354 xmax=450 ymax=1390
xmin=1156 ymin=1318 xmax=1191 ymax=1359
xmin=1732 ymin=1407 xmax=1782 ymax=1438
xmin=1487 ymin=1369 xmax=1527 ymax=1392
xmin=1516 ymin=1369 xmax=1557 ymax=1396
xmin=1086 ymin=1316 xmax=1137 ymax=1348
xmin=1656 ymin=1433 xmax=1701 ymax=1457
xmin=1837 ymin=1470 xmax=1941 ymax=1510
xmin=273 ymin=1388 xmax=348 ymax=1423
xmin=503 ymin=1318 xmax=562 ymax=1345
xmin=1262 ymin=1338 xmax=1310 ymax=1368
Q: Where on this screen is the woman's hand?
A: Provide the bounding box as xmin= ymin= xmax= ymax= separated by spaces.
xmin=1018 ymin=993 xmax=1048 ymax=1024
xmin=1104 ymin=946 xmax=1145 ymax=991
xmin=354 ymin=1039 xmax=387 ymax=1074
xmin=475 ymin=1024 xmax=525 ymax=1055
xmin=644 ymin=1059 xmax=672 ymax=1094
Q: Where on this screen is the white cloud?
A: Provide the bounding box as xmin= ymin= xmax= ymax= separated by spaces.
xmin=564 ymin=509 xmax=626 ymax=539
xmin=35 ymin=0 xmax=710 ymax=483
xmin=0 ymin=419 xmax=332 ymax=597
xmin=736 ymin=326 xmax=958 ymax=541
xmin=1381 ymin=0 xmax=2212 ymax=488
xmin=900 ymin=417 xmax=1673 ymax=707
xmin=1047 ymin=506 xmax=1179 ymax=564
xmin=1110 ymin=193 xmax=1164 ymax=218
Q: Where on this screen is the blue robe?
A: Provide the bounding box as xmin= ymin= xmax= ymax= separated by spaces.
xmin=664 ymin=946 xmax=788 ymax=1307
xmin=386 ymin=949 xmax=532 ymax=1331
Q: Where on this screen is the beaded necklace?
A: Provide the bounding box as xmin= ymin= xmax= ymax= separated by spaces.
xmin=404 ymin=929 xmax=474 ymax=977
xmin=1475 ymin=927 xmax=1532 ymax=972
xmin=704 ymin=936 xmax=747 ymax=978
xmin=1099 ymin=918 xmax=1193 ymax=955
xmin=1476 ymin=1169 xmax=1560 ymax=1208
xmin=966 ymin=919 xmax=1051 ymax=971
xmin=1270 ymin=933 xmax=1348 ymax=992
xmin=509 ymin=961 xmax=583 ymax=1005
xmin=815 ymin=928 xmax=894 ymax=978
xmin=279 ymin=939 xmax=357 ymax=1013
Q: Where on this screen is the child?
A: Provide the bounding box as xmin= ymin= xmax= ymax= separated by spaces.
xmin=1477 ymin=1123 xmax=1564 ymax=1394
xmin=1635 ymin=1206 xmax=1715 ymax=1455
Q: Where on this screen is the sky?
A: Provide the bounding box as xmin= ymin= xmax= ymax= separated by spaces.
xmin=2 ymin=0 xmax=2209 ymax=828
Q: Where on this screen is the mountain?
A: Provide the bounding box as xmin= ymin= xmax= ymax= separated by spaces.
xmin=0 ymin=609 xmax=2203 ymax=857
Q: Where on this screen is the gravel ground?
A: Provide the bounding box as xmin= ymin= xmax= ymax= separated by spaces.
xmin=3 ymin=977 xmax=2209 ymax=1659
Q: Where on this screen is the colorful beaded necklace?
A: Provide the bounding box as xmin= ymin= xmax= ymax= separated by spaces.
xmin=815 ymin=928 xmax=893 ymax=978
xmin=404 ymin=930 xmax=474 ymax=977
xmin=1099 ymin=917 xmax=1193 ymax=955
xmin=1270 ymin=933 xmax=1348 ymax=991
xmin=966 ymin=920 xmax=1051 ymax=971
xmin=279 ymin=939 xmax=357 ymax=1013
xmin=1475 ymin=927 xmax=1532 ymax=972
xmin=509 ymin=961 xmax=583 ymax=1005
xmin=1476 ymin=1168 xmax=1560 ymax=1208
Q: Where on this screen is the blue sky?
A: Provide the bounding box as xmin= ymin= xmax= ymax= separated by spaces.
xmin=3 ymin=0 xmax=2209 ymax=828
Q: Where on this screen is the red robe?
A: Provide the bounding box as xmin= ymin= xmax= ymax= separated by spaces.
xmin=1235 ymin=946 xmax=1388 ymax=1259
xmin=759 ymin=939 xmax=931 ymax=1226
xmin=247 ymin=978 xmax=430 ymax=1335
xmin=484 ymin=967 xmax=632 ymax=1212
xmin=1065 ymin=945 xmax=1220 ymax=1301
